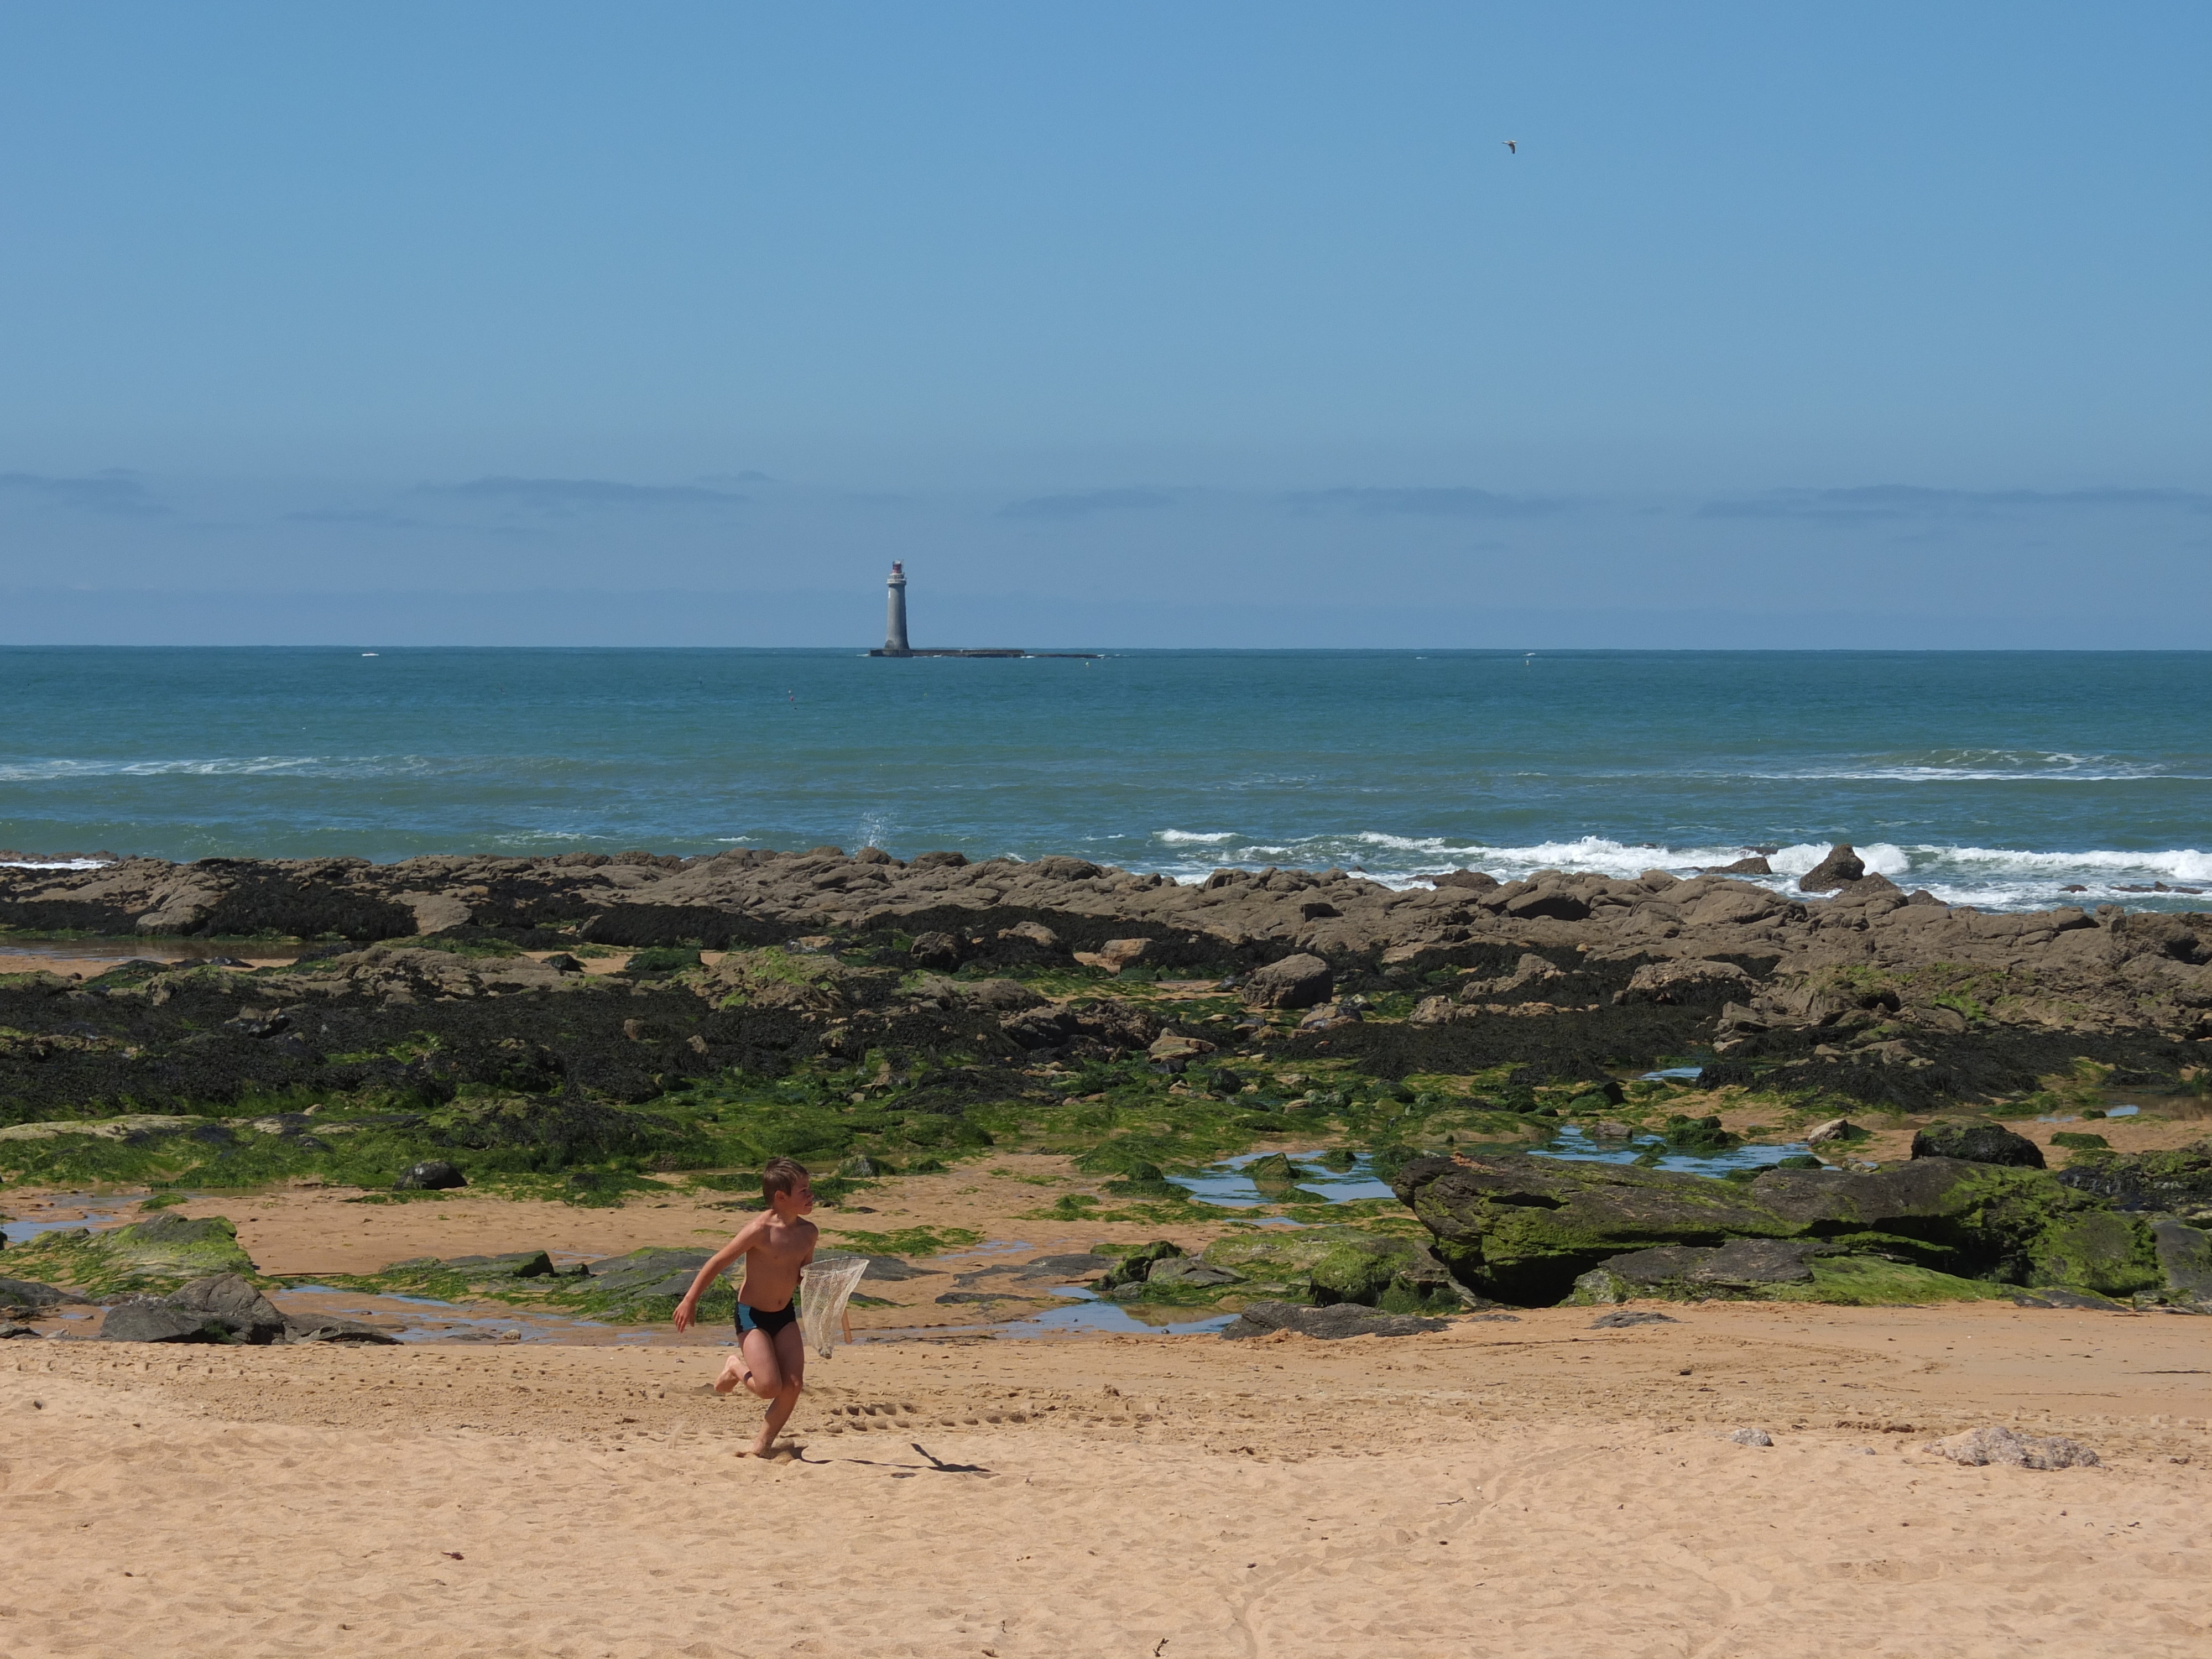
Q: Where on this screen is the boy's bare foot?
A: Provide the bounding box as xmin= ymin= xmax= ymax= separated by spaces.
xmin=713 ymin=1355 xmax=750 ymax=1396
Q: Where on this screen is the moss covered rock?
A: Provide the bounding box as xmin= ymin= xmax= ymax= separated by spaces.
xmin=1397 ymin=1152 xmax=2152 ymax=1306
xmin=2026 ymin=1211 xmax=2162 ymax=1298
xmin=1570 ymin=1241 xmax=2016 ymax=1307
xmin=2057 ymin=1141 xmax=2212 ymax=1213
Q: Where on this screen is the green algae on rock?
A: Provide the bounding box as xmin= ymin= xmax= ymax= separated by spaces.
xmin=1393 ymin=1151 xmax=2171 ymax=1308
xmin=4 ymin=1212 xmax=258 ymax=1296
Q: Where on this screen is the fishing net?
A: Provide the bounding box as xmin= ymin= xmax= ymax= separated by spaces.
xmin=799 ymin=1253 xmax=869 ymax=1358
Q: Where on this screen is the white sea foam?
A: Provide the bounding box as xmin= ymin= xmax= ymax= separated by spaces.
xmin=0 ymin=859 xmax=112 ymax=870
xmin=0 ymin=755 xmax=447 ymax=782
xmin=1135 ymin=829 xmax=2212 ymax=911
xmin=1155 ymin=830 xmax=1238 ymax=844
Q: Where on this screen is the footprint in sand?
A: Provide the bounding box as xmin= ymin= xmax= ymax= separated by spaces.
xmin=815 ymin=1400 xmax=925 ymax=1433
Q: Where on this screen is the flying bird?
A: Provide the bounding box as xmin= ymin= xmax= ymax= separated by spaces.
xmin=1502 ymin=139 xmax=1517 ymax=154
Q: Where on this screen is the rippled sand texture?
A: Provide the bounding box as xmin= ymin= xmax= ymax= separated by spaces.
xmin=6 ymin=1302 xmax=2208 ymax=1658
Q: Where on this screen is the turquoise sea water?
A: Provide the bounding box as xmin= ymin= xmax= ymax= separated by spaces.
xmin=2 ymin=647 xmax=2208 ymax=912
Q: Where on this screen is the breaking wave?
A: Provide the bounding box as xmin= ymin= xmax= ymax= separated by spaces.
xmin=1139 ymin=829 xmax=2212 ymax=911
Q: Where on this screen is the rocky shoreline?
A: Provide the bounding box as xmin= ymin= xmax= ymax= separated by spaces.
xmin=3 ymin=844 xmax=2209 ymax=1318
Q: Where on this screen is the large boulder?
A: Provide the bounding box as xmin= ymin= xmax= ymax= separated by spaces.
xmin=2057 ymin=1141 xmax=2212 ymax=1213
xmin=2150 ymin=1219 xmax=2212 ymax=1306
xmin=2026 ymin=1210 xmax=2163 ymax=1298
xmin=1396 ymin=1152 xmax=2146 ymax=1305
xmin=1393 ymin=1154 xmax=1807 ymax=1305
xmin=1798 ymin=843 xmax=1867 ymax=893
xmin=1912 ymin=1121 xmax=2045 ymax=1169
xmin=101 ymin=1273 xmax=287 ymax=1343
xmin=1241 ymin=954 xmax=1334 ymax=1010
xmin=98 ymin=1213 xmax=257 ymax=1286
xmin=1614 ymin=958 xmax=1752 ymax=1006
xmin=1570 ymin=1240 xmax=2012 ymax=1307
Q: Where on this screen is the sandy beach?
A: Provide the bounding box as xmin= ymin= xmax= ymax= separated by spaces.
xmin=6 ymin=1147 xmax=2210 ymax=1659
xmin=6 ymin=1299 xmax=2209 ymax=1658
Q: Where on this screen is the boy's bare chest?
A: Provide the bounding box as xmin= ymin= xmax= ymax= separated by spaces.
xmin=752 ymin=1223 xmax=816 ymax=1267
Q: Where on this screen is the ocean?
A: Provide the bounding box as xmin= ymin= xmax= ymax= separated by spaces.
xmin=2 ymin=646 xmax=2208 ymax=914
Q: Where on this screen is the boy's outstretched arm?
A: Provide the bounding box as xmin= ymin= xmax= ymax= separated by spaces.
xmin=671 ymin=1217 xmax=763 ymax=1333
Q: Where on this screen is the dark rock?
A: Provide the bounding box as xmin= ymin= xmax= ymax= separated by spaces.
xmin=0 ymin=1277 xmax=85 ymax=1313
xmin=98 ymin=1301 xmax=230 ymax=1343
xmin=1912 ymin=1121 xmax=2045 ymax=1169
xmin=1241 ymin=954 xmax=1334 ymax=1010
xmin=907 ymin=931 xmax=963 ymax=969
xmin=2057 ymin=1141 xmax=2212 ymax=1212
xmin=162 ymin=1273 xmax=289 ymax=1343
xmin=580 ymin=1248 xmax=709 ymax=1295
xmin=1707 ymin=856 xmax=1772 ymax=876
xmin=2150 ymin=1219 xmax=2212 ymax=1305
xmin=1503 ymin=888 xmax=1591 ymax=922
xmin=1798 ymin=843 xmax=1867 ymax=893
xmin=1430 ymin=870 xmax=1500 ymax=890
xmin=1581 ymin=1238 xmax=1827 ymax=1298
xmin=1587 ymin=1309 xmax=1678 ymax=1328
xmin=394 ymin=1159 xmax=468 ymax=1191
xmin=283 ymin=1312 xmax=401 ymax=1344
xmin=1615 ymin=958 xmax=1751 ymax=1006
xmin=1218 ymin=1300 xmax=1449 ymax=1340
xmin=447 ymin=1250 xmax=557 ymax=1279
xmin=1100 ymin=1240 xmax=1185 ymax=1290
xmin=909 ymin=851 xmax=969 ymax=869
xmin=1399 ymin=1151 xmax=2131 ymax=1306
xmin=1395 ymin=1152 xmax=1811 ymax=1305
xmin=541 ymin=953 xmax=583 ymax=973
xmin=858 ymin=1255 xmax=942 ymax=1281
xmin=2009 ymin=1287 xmax=2127 ymax=1311
xmin=1146 ymin=1258 xmax=1242 ymax=1287
xmin=1001 ymin=1253 xmax=1114 ymax=1282
xmin=0 ymin=1322 xmax=36 ymax=1339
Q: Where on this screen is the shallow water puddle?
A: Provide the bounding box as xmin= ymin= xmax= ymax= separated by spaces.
xmin=0 ymin=1191 xmax=150 ymax=1244
xmin=1168 ymin=1150 xmax=1394 ymax=1208
xmin=1530 ymin=1125 xmax=1813 ymax=1177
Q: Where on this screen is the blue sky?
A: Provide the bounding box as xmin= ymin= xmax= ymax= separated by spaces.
xmin=1 ymin=2 xmax=2205 ymax=646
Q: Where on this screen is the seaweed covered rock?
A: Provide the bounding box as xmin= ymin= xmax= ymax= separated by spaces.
xmin=1195 ymin=1225 xmax=1459 ymax=1309
xmin=1912 ymin=1120 xmax=2045 ymax=1168
xmin=1392 ymin=1154 xmax=1806 ymax=1305
xmin=1570 ymin=1241 xmax=2012 ymax=1307
xmin=1396 ymin=1151 xmax=2152 ymax=1306
xmin=2057 ymin=1140 xmax=2212 ymax=1214
xmin=1099 ymin=1240 xmax=1184 ymax=1290
xmin=2150 ymin=1218 xmax=2212 ymax=1306
xmin=98 ymin=1213 xmax=257 ymax=1287
xmin=394 ymin=1159 xmax=467 ymax=1191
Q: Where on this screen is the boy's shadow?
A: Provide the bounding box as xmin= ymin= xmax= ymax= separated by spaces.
xmin=794 ymin=1441 xmax=994 ymax=1476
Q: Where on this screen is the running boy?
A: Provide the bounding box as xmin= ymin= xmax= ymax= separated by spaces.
xmin=673 ymin=1156 xmax=817 ymax=1458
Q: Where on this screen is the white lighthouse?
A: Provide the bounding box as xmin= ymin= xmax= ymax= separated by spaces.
xmin=883 ymin=561 xmax=911 ymax=655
